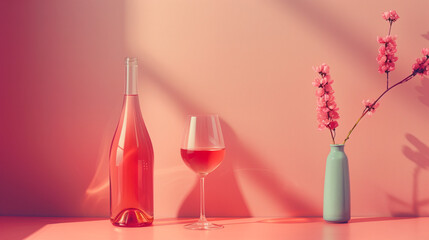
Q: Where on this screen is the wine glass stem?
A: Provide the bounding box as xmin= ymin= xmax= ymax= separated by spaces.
xmin=199 ymin=175 xmax=207 ymax=222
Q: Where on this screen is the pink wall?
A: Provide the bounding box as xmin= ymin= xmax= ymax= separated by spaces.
xmin=1 ymin=0 xmax=429 ymax=218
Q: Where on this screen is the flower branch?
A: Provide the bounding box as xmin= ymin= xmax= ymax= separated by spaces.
xmin=313 ymin=10 xmax=429 ymax=145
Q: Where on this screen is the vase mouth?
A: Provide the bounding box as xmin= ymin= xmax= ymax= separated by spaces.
xmin=330 ymin=144 xmax=345 ymax=147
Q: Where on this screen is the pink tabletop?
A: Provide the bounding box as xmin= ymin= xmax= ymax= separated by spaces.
xmin=1 ymin=217 xmax=429 ymax=240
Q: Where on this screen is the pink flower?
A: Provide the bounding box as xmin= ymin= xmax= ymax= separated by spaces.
xmin=328 ymin=121 xmax=339 ymax=130
xmin=412 ymin=49 xmax=429 ymax=76
xmin=362 ymin=99 xmax=380 ymax=116
xmin=382 ymin=10 xmax=399 ymax=22
xmin=313 ymin=63 xmax=330 ymax=75
xmin=313 ymin=63 xmax=339 ymax=131
xmin=377 ymin=35 xmax=398 ymax=74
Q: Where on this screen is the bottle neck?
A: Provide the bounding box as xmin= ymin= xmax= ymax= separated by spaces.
xmin=125 ymin=58 xmax=138 ymax=95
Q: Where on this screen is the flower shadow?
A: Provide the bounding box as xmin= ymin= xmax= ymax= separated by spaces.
xmin=387 ymin=134 xmax=429 ymax=216
xmin=422 ymin=31 xmax=429 ymax=41
xmin=415 ymin=79 xmax=429 ymax=108
xmin=386 ymin=64 xmax=429 ymax=216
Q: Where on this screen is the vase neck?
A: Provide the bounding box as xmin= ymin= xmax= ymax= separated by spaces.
xmin=330 ymin=144 xmax=345 ymax=152
xmin=125 ymin=57 xmax=138 ymax=95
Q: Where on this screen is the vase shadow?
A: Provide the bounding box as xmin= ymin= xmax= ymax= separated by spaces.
xmin=349 ymin=217 xmax=414 ymax=223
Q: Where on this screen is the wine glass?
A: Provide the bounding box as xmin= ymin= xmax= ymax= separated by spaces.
xmin=181 ymin=114 xmax=225 ymax=230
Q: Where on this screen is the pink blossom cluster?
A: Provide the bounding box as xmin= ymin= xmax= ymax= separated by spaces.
xmin=377 ymin=35 xmax=398 ymax=73
xmin=312 ymin=9 xmax=429 ymax=144
xmin=382 ymin=10 xmax=399 ymax=22
xmin=362 ymin=99 xmax=380 ymax=116
xmin=412 ymin=48 xmax=429 ymax=76
xmin=312 ymin=64 xmax=339 ymax=130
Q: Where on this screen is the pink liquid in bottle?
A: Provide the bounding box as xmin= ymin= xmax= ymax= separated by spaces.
xmin=109 ymin=58 xmax=154 ymax=227
xmin=181 ymin=148 xmax=225 ymax=174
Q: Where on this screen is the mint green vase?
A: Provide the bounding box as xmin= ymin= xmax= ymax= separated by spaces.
xmin=323 ymin=144 xmax=350 ymax=223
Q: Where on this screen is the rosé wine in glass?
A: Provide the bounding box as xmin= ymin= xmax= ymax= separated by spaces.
xmin=181 ymin=148 xmax=225 ymax=174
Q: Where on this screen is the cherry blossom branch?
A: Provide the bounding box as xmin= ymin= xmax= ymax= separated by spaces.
xmin=388 ymin=21 xmax=393 ymax=35
xmin=329 ymin=129 xmax=335 ymax=145
xmin=379 ymin=12 xmax=398 ymax=90
xmin=313 ymin=10 xmax=429 ymax=146
xmin=386 ymin=21 xmax=393 ymax=89
xmin=312 ymin=64 xmax=340 ymax=144
xmin=343 ymin=69 xmax=424 ymax=145
xmin=386 ymin=72 xmax=389 ymax=89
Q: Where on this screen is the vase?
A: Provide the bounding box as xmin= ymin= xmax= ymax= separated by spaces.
xmin=109 ymin=57 xmax=154 ymax=227
xmin=323 ymin=144 xmax=350 ymax=223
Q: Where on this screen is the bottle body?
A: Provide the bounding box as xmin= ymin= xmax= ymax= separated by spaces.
xmin=323 ymin=144 xmax=350 ymax=223
xmin=109 ymin=58 xmax=154 ymax=227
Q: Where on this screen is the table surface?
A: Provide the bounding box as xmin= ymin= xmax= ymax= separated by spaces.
xmin=1 ymin=217 xmax=428 ymax=240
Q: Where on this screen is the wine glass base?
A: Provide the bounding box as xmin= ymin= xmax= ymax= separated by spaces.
xmin=184 ymin=221 xmax=224 ymax=230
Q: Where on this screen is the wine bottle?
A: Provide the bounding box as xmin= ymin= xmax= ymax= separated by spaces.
xmin=109 ymin=57 xmax=154 ymax=227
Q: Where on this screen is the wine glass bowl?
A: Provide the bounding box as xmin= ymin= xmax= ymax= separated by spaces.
xmin=181 ymin=115 xmax=225 ymax=230
xmin=180 ymin=148 xmax=225 ymax=175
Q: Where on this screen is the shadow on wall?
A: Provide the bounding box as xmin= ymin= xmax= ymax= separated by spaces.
xmin=0 ymin=0 xmax=125 ymax=217
xmin=422 ymin=31 xmax=429 ymax=41
xmin=81 ymin=126 xmax=115 ymax=217
xmin=133 ymin=57 xmax=251 ymax=217
xmin=133 ymin=56 xmax=317 ymax=217
xmin=0 ymin=217 xmax=103 ymax=240
xmin=387 ymin=69 xmax=429 ymax=216
xmin=276 ymin=0 xmax=374 ymax=65
xmin=416 ymin=77 xmax=429 ymax=108
xmin=177 ymin=118 xmax=318 ymax=217
xmin=387 ymin=134 xmax=429 ymax=216
xmin=176 ymin=120 xmax=251 ymax=217
xmin=386 ymin=33 xmax=429 ymax=216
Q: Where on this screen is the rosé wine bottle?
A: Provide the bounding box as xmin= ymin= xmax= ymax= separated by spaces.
xmin=109 ymin=57 xmax=154 ymax=227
